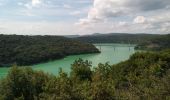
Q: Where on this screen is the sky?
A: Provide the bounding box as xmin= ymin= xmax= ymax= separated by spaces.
xmin=0 ymin=0 xmax=170 ymax=35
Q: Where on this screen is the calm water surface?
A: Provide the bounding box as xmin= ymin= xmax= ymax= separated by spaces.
xmin=0 ymin=43 xmax=136 ymax=78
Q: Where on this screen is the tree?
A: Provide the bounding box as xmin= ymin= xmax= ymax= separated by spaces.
xmin=70 ymin=58 xmax=92 ymax=82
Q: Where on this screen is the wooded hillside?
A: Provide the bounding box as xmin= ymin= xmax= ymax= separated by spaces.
xmin=0 ymin=35 xmax=99 ymax=67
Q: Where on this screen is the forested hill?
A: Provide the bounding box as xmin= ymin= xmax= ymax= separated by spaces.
xmin=135 ymin=34 xmax=170 ymax=50
xmin=75 ymin=33 xmax=162 ymax=44
xmin=75 ymin=33 xmax=170 ymax=50
xmin=0 ymin=35 xmax=99 ymax=67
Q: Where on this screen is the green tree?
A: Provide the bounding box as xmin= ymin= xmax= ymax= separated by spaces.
xmin=70 ymin=58 xmax=92 ymax=82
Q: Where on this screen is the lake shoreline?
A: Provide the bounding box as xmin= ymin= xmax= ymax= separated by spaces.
xmin=0 ymin=43 xmax=136 ymax=78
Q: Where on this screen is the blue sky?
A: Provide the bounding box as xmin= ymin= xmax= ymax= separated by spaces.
xmin=0 ymin=0 xmax=170 ymax=35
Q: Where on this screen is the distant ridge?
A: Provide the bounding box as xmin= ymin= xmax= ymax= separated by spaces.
xmin=63 ymin=35 xmax=80 ymax=38
xmin=75 ymin=33 xmax=164 ymax=43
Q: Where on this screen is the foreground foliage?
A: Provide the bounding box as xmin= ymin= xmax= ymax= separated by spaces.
xmin=0 ymin=50 xmax=170 ymax=100
xmin=0 ymin=35 xmax=99 ymax=67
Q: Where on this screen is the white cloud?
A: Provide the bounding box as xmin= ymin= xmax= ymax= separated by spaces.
xmin=76 ymin=0 xmax=170 ymax=34
xmin=77 ymin=0 xmax=170 ymax=24
xmin=63 ymin=4 xmax=72 ymax=9
xmin=23 ymin=0 xmax=41 ymax=9
xmin=24 ymin=3 xmax=32 ymax=9
xmin=32 ymin=0 xmax=41 ymax=6
xmin=1 ymin=0 xmax=170 ymax=35
xmin=70 ymin=11 xmax=82 ymax=16
xmin=17 ymin=2 xmax=23 ymax=6
xmin=118 ymin=21 xmax=128 ymax=26
xmin=22 ymin=0 xmax=41 ymax=9
xmin=134 ymin=16 xmax=146 ymax=24
xmin=76 ymin=0 xmax=130 ymax=25
xmin=0 ymin=20 xmax=80 ymax=35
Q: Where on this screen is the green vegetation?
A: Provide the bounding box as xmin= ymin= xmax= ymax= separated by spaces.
xmin=76 ymin=33 xmax=170 ymax=51
xmin=0 ymin=35 xmax=99 ymax=67
xmin=0 ymin=50 xmax=170 ymax=99
xmin=135 ymin=34 xmax=170 ymax=50
xmin=76 ymin=33 xmax=161 ymax=44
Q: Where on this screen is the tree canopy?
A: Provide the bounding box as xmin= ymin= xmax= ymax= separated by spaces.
xmin=75 ymin=33 xmax=162 ymax=44
xmin=0 ymin=50 xmax=170 ymax=99
xmin=0 ymin=35 xmax=99 ymax=67
xmin=135 ymin=34 xmax=170 ymax=50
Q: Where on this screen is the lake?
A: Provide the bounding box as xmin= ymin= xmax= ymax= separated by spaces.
xmin=0 ymin=43 xmax=136 ymax=78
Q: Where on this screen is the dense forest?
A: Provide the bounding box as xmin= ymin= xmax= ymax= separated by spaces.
xmin=75 ymin=33 xmax=170 ymax=50
xmin=0 ymin=49 xmax=170 ymax=99
xmin=135 ymin=34 xmax=170 ymax=50
xmin=75 ymin=33 xmax=161 ymax=44
xmin=0 ymin=35 xmax=99 ymax=67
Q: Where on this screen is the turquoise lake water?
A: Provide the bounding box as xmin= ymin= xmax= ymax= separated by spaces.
xmin=0 ymin=43 xmax=136 ymax=78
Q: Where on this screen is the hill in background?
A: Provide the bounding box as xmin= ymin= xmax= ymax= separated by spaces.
xmin=0 ymin=35 xmax=99 ymax=67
